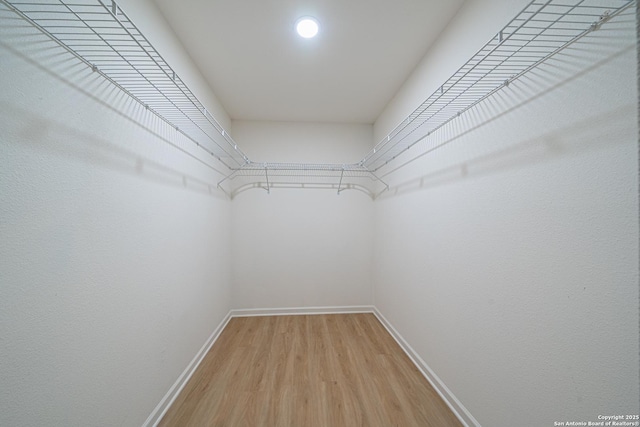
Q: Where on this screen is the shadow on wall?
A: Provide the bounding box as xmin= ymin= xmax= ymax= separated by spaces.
xmin=0 ymin=100 xmax=226 ymax=199
xmin=377 ymin=102 xmax=635 ymax=200
xmin=0 ymin=13 xmax=228 ymax=199
xmin=375 ymin=16 xmax=636 ymax=201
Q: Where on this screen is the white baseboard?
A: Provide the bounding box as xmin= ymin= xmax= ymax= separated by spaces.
xmin=230 ymin=305 xmax=375 ymax=317
xmin=144 ymin=306 xmax=478 ymax=427
xmin=372 ymin=307 xmax=480 ymax=427
xmin=142 ymin=311 xmax=233 ymax=427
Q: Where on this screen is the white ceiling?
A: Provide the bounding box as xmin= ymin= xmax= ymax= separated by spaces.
xmin=153 ymin=0 xmax=466 ymax=124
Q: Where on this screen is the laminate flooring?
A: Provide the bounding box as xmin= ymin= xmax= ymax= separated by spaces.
xmin=159 ymin=313 xmax=462 ymax=427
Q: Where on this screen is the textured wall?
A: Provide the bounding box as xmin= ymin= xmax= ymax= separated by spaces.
xmin=2 ymin=0 xmax=638 ymax=425
xmin=0 ymin=1 xmax=232 ymax=425
xmin=230 ymin=121 xmax=374 ymax=309
xmin=372 ymin=0 xmax=639 ymax=425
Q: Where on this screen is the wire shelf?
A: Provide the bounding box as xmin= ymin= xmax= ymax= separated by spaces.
xmin=1 ymin=0 xmax=249 ymax=169
xmin=1 ymin=0 xmax=633 ymax=198
xmin=361 ymin=0 xmax=633 ymax=172
xmin=218 ymin=162 xmax=385 ymax=197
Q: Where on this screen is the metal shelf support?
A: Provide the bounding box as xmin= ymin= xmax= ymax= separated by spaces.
xmin=1 ymin=0 xmax=633 ymax=198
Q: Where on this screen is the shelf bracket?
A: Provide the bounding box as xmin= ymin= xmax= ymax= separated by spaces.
xmin=264 ymin=163 xmax=270 ymax=194
xmin=369 ymin=171 xmax=389 ymax=194
xmin=337 ymin=167 xmax=345 ymax=195
xmin=217 ymin=169 xmax=239 ymax=189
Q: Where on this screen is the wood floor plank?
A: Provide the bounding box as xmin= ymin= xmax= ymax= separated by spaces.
xmin=159 ymin=314 xmax=462 ymax=427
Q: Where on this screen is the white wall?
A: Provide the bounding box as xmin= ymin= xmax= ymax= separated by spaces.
xmin=0 ymin=1 xmax=232 ymax=426
xmin=373 ymin=1 xmax=639 ymax=426
xmin=2 ymin=0 xmax=637 ymax=425
xmin=230 ymin=121 xmax=374 ymax=309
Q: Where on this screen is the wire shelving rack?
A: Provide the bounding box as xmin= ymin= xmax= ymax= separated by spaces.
xmin=1 ymin=0 xmax=633 ymax=198
xmin=361 ymin=0 xmax=634 ymax=173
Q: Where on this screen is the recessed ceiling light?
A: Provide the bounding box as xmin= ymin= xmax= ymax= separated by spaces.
xmin=296 ymin=17 xmax=319 ymax=39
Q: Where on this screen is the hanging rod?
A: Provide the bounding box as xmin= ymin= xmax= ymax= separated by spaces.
xmin=1 ymin=0 xmax=633 ymax=198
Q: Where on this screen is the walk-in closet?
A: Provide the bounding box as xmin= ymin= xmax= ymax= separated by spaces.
xmin=1 ymin=0 xmax=638 ymax=426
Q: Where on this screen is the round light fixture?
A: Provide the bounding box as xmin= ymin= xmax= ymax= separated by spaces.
xmin=296 ymin=17 xmax=319 ymax=38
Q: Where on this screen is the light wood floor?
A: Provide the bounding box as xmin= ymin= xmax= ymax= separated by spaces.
xmin=159 ymin=313 xmax=462 ymax=427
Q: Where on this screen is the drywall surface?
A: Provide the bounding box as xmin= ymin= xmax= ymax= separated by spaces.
xmin=0 ymin=1 xmax=232 ymax=426
xmin=373 ymin=1 xmax=639 ymax=426
xmin=230 ymin=121 xmax=374 ymax=309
